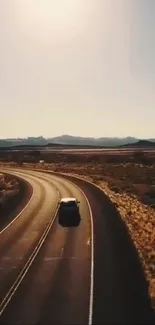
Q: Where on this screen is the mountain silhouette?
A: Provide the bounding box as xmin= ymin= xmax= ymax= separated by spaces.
xmin=0 ymin=135 xmax=155 ymax=148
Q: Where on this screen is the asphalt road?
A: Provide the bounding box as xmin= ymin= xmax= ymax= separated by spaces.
xmin=0 ymin=168 xmax=154 ymax=325
xmin=0 ymin=169 xmax=92 ymax=325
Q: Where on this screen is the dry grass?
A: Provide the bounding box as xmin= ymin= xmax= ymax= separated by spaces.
xmin=0 ymin=172 xmax=20 ymax=207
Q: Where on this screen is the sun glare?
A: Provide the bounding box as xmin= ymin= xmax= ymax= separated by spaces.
xmin=17 ymin=0 xmax=86 ymax=40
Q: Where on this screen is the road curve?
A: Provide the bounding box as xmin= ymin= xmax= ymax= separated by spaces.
xmin=0 ymin=173 xmax=33 ymax=233
xmin=50 ymin=171 xmax=155 ymax=325
xmin=0 ymin=169 xmax=92 ymax=325
xmin=0 ymin=168 xmax=154 ymax=325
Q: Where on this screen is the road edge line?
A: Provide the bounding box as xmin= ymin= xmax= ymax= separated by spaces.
xmin=0 ymin=172 xmax=34 ymax=235
xmin=0 ymin=188 xmax=60 ymax=317
xmin=45 ymin=172 xmax=94 ymax=325
xmin=2 ymin=167 xmax=96 ymax=324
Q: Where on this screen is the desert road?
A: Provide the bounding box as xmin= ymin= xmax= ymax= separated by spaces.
xmin=0 ymin=168 xmax=154 ymax=325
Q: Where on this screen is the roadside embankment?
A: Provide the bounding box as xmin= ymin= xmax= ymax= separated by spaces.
xmin=0 ymin=172 xmax=33 ymax=231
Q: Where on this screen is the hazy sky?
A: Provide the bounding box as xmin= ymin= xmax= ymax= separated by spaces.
xmin=0 ymin=0 xmax=155 ymax=138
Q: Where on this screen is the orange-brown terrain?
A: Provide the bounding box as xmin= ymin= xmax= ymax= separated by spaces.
xmin=0 ymin=172 xmax=20 ymax=208
xmin=0 ymin=148 xmax=155 ymax=308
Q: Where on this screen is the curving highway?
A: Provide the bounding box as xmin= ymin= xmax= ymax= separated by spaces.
xmin=0 ymin=169 xmax=92 ymax=325
xmin=0 ymin=168 xmax=154 ymax=325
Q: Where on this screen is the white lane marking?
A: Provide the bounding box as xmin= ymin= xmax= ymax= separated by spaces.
xmin=48 ymin=173 xmax=94 ymax=325
xmin=43 ymin=256 xmax=78 ymax=261
xmin=0 ymin=168 xmax=59 ymax=235
xmin=2 ymin=257 xmax=10 ymax=260
xmin=0 ymin=197 xmax=60 ymax=317
xmin=44 ymin=257 xmax=61 ymax=261
xmin=60 ymin=248 xmax=64 ymax=258
xmin=87 ymin=238 xmax=90 ymax=245
xmin=15 ymin=257 xmax=23 ymax=260
xmin=63 ymin=178 xmax=93 ymax=325
xmin=29 ymin=168 xmax=94 ymax=325
xmin=0 ymin=172 xmax=34 ymax=235
xmin=2 ymin=168 xmax=94 ymax=325
xmin=76 ymin=188 xmax=94 ymax=325
xmin=62 ymin=257 xmax=78 ymax=260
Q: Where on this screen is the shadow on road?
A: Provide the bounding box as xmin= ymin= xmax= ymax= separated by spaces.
xmin=58 ymin=212 xmax=81 ymax=228
xmin=59 ymin=174 xmax=155 ymax=325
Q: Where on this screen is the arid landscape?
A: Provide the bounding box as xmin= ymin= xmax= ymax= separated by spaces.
xmin=1 ymin=2 xmax=155 ymax=322
xmin=0 ymin=147 xmax=155 ymax=309
xmin=0 ymin=172 xmax=20 ymax=209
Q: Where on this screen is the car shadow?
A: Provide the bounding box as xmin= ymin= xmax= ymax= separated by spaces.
xmin=58 ymin=212 xmax=81 ymax=228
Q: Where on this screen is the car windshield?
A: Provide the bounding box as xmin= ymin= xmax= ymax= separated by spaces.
xmin=61 ymin=201 xmax=77 ymax=208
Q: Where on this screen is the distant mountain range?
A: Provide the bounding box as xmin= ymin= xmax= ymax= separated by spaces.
xmin=120 ymin=139 xmax=155 ymax=148
xmin=0 ymin=135 xmax=155 ymax=148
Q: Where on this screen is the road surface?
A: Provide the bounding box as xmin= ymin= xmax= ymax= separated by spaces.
xmin=0 ymin=169 xmax=92 ymax=325
xmin=0 ymin=168 xmax=154 ymax=325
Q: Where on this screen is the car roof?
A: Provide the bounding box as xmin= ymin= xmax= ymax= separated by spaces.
xmin=60 ymin=197 xmax=77 ymax=203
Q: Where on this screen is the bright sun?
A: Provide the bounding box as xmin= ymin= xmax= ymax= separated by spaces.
xmin=17 ymin=0 xmax=85 ymax=39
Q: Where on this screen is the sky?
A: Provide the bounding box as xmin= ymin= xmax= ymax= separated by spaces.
xmin=0 ymin=0 xmax=155 ymax=139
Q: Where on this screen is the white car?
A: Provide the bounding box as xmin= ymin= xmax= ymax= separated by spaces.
xmin=58 ymin=197 xmax=81 ymax=227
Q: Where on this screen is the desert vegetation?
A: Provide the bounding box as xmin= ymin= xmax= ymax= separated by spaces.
xmin=0 ymin=148 xmax=155 ymax=308
xmin=0 ymin=172 xmax=20 ymax=210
